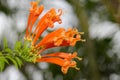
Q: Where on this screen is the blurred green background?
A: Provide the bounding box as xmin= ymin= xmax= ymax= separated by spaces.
xmin=0 ymin=0 xmax=120 ymax=80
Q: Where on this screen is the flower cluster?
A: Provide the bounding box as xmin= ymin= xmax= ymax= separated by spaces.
xmin=24 ymin=1 xmax=85 ymax=74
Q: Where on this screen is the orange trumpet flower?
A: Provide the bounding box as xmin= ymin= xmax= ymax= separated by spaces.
xmin=24 ymin=1 xmax=84 ymax=74
xmin=36 ymin=52 xmax=82 ymax=74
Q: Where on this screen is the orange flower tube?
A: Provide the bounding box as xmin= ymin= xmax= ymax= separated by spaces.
xmin=36 ymin=52 xmax=82 ymax=74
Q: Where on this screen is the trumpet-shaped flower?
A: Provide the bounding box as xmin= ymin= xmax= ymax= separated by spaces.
xmin=36 ymin=52 xmax=82 ymax=74
xmin=24 ymin=1 xmax=84 ymax=74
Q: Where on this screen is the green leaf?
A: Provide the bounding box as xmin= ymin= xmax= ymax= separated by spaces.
xmin=6 ymin=56 xmax=18 ymax=68
xmin=14 ymin=41 xmax=22 ymax=50
xmin=0 ymin=57 xmax=9 ymax=64
xmin=15 ymin=57 xmax=23 ymax=68
xmin=0 ymin=57 xmax=9 ymax=72
xmin=0 ymin=61 xmax=5 ymax=72
xmin=0 ymin=52 xmax=2 ymax=55
xmin=3 ymin=38 xmax=8 ymax=49
xmin=4 ymin=48 xmax=12 ymax=54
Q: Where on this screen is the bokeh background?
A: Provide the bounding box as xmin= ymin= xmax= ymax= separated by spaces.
xmin=0 ymin=0 xmax=120 ymax=80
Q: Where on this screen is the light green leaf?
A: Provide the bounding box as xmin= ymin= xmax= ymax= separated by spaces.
xmin=0 ymin=57 xmax=9 ymax=72
xmin=14 ymin=41 xmax=22 ymax=50
xmin=4 ymin=48 xmax=12 ymax=54
xmin=3 ymin=38 xmax=8 ymax=49
xmin=0 ymin=57 xmax=9 ymax=64
xmin=0 ymin=61 xmax=5 ymax=72
xmin=15 ymin=57 xmax=23 ymax=68
xmin=6 ymin=56 xmax=18 ymax=68
xmin=0 ymin=52 xmax=2 ymax=55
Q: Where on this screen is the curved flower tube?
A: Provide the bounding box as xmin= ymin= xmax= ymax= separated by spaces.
xmin=36 ymin=52 xmax=82 ymax=74
xmin=25 ymin=2 xmax=44 ymax=39
xmin=35 ymin=28 xmax=85 ymax=50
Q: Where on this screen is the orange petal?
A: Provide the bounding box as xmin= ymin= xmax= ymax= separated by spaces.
xmin=35 ymin=28 xmax=84 ymax=50
xmin=35 ymin=28 xmax=65 ymax=48
xmin=61 ymin=66 xmax=69 ymax=74
xmin=32 ymin=9 xmax=62 ymax=46
xmin=42 ymin=52 xmax=72 ymax=59
xmin=36 ymin=57 xmax=65 ymax=66
xmin=42 ymin=52 xmax=80 ymax=60
xmin=25 ymin=2 xmax=44 ymax=39
xmin=29 ymin=5 xmax=44 ymax=35
xmin=36 ymin=56 xmax=78 ymax=74
xmin=36 ymin=57 xmax=71 ymax=74
xmin=25 ymin=2 xmax=38 ymax=38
